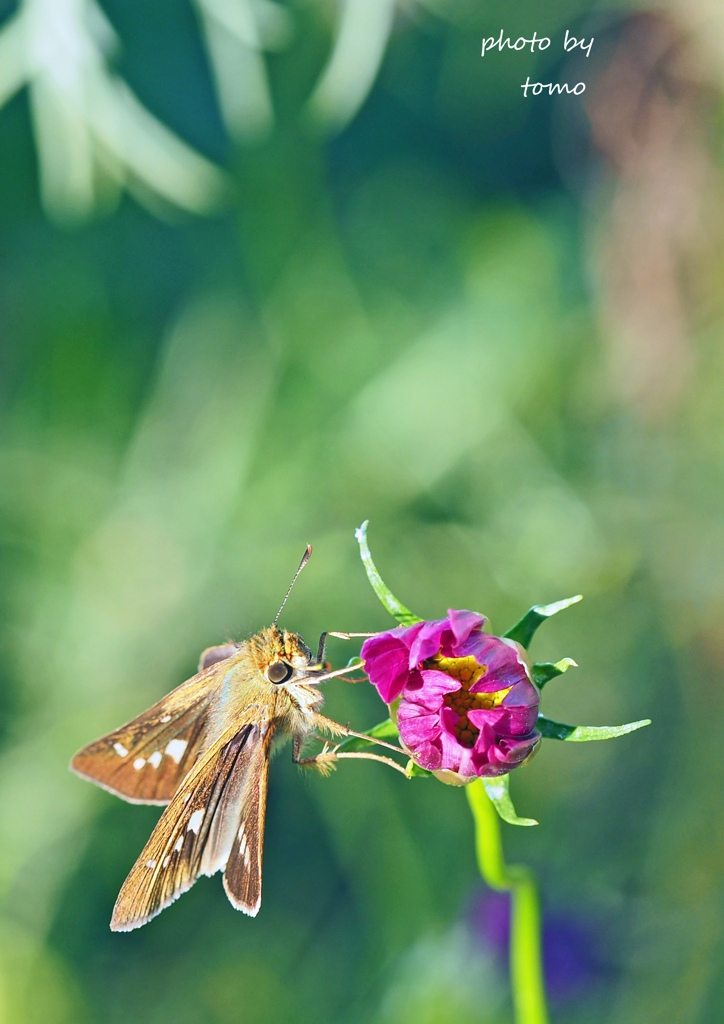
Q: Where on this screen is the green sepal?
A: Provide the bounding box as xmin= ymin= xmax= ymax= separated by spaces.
xmin=482 ymin=774 xmax=538 ymax=827
xmin=355 ymin=521 xmax=423 ymax=626
xmin=406 ymin=759 xmax=433 ymax=778
xmin=387 ymin=696 xmax=401 ymax=724
xmin=532 ymin=658 xmax=577 ymax=689
xmin=336 ymin=717 xmax=400 ymax=753
xmin=504 ymin=595 xmax=582 ymax=649
xmin=537 ymin=714 xmax=651 ymax=741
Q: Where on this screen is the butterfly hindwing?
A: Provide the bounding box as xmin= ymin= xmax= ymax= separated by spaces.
xmin=110 ymin=723 xmax=269 ymax=931
xmin=70 ymin=654 xmax=245 ymax=805
xmin=222 ymin=729 xmax=271 ymax=917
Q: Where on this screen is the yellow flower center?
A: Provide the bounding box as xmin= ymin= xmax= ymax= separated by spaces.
xmin=423 ymin=653 xmax=513 ymax=748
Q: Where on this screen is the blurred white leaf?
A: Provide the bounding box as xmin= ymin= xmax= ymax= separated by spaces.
xmin=0 ymin=0 xmax=229 ymax=222
xmin=0 ymin=14 xmax=29 ymax=109
xmin=193 ymin=0 xmax=294 ymax=142
xmin=305 ymin=0 xmax=397 ymax=132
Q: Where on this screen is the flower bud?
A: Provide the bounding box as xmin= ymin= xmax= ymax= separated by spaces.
xmin=361 ymin=610 xmax=541 ymax=782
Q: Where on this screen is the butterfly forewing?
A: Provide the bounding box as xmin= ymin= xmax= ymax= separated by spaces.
xmin=110 ymin=723 xmax=270 ymax=931
xmin=70 ymin=656 xmax=242 ymax=805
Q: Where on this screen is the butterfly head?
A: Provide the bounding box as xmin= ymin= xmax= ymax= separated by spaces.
xmin=249 ymin=625 xmax=325 ymax=720
xmin=251 ymin=625 xmax=317 ymax=684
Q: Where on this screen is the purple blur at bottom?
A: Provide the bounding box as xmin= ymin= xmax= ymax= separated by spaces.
xmin=469 ymin=890 xmax=613 ymax=1005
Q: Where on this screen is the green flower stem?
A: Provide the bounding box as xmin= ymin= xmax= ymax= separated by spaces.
xmin=466 ymin=779 xmax=549 ymax=1024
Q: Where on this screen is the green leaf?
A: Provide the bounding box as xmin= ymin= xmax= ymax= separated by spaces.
xmin=482 ymin=775 xmax=538 ymax=826
xmin=336 ymin=717 xmax=400 ymax=753
xmin=504 ymin=595 xmax=582 ymax=649
xmin=537 ymin=714 xmax=652 ymax=741
xmin=355 ymin=521 xmax=423 ymax=626
xmin=532 ymin=658 xmax=577 ymax=689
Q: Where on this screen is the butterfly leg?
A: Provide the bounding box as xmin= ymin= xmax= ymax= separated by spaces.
xmin=315 ymin=632 xmax=367 ymax=672
xmin=293 ymin=716 xmax=411 ymax=778
xmin=309 ymin=713 xmax=408 ymax=756
xmin=293 ymin=738 xmax=338 ymax=775
xmin=294 ymin=741 xmax=411 ymax=777
xmin=326 ymin=631 xmax=380 ymax=640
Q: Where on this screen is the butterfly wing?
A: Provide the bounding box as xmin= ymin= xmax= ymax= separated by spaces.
xmin=222 ymin=730 xmax=270 ymax=917
xmin=70 ymin=654 xmax=244 ymax=805
xmin=110 ymin=723 xmax=272 ymax=931
xmin=198 ymin=643 xmax=240 ymax=671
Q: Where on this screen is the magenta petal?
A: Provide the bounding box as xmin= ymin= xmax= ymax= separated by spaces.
xmin=438 ymin=710 xmax=465 ymax=768
xmin=361 ymin=629 xmax=426 ymax=703
xmin=470 ymin=720 xmax=498 ymax=770
xmin=507 ymin=706 xmax=539 ymax=735
xmin=455 ymin=631 xmax=498 ymax=663
xmin=403 ymin=736 xmax=443 ymax=770
xmin=406 ymin=737 xmax=443 ymax=771
xmin=439 ymin=720 xmax=477 ymax=776
xmin=398 ymin=702 xmax=443 ymax=770
xmin=439 ymin=704 xmax=459 ymax=735
xmin=502 ymin=679 xmax=540 ymax=709
xmin=451 ymin=746 xmax=478 ymax=777
xmin=397 ymin=709 xmax=439 ymax=742
xmin=484 ymin=640 xmax=519 ymax=668
xmin=484 ymin=639 xmax=531 ymax=681
xmin=489 ymin=732 xmax=541 ymax=768
xmin=398 ymin=667 xmax=426 ymax=695
xmin=404 ymin=669 xmax=461 ymax=707
xmin=470 ymin=672 xmax=524 ymax=695
xmin=408 ymin=619 xmax=447 ymax=667
xmin=438 ymin=707 xmax=479 ymax=776
xmin=469 ymin=649 xmax=528 ymax=693
xmin=466 ymin=707 xmax=497 ymax=732
xmin=467 ymin=704 xmax=537 ymax=737
xmin=446 ymin=609 xmax=487 ymax=646
xmin=360 ymin=645 xmax=407 ymax=703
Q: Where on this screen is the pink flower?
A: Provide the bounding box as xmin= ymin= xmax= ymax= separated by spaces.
xmin=361 ymin=610 xmax=541 ymax=781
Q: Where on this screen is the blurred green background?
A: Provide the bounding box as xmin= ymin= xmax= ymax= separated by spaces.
xmin=1 ymin=0 xmax=723 ymax=1022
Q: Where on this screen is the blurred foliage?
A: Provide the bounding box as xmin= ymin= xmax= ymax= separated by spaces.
xmin=1 ymin=1 xmax=724 ymax=1023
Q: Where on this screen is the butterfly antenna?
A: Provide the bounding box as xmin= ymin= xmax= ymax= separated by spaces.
xmin=274 ymin=545 xmax=313 ymax=624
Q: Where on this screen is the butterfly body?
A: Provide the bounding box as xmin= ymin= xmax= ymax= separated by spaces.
xmin=71 ymin=624 xmax=336 ymax=930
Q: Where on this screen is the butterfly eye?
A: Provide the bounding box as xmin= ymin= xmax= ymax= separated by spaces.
xmin=266 ymin=661 xmax=293 ymax=684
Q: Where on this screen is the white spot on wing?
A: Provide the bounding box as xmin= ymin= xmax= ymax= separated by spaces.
xmin=133 ymin=757 xmax=146 ymax=770
xmin=183 ymin=793 xmax=191 ymax=803
xmin=188 ymin=809 xmax=205 ymax=833
xmin=243 ymin=847 xmax=251 ymax=868
xmin=113 ymin=742 xmax=129 ymax=757
xmin=160 ymin=715 xmax=171 ymax=723
xmin=165 ymin=738 xmax=188 ymax=763
xmin=174 ymin=836 xmax=183 ymax=852
xmin=147 ymin=751 xmax=162 ymax=769
xmin=162 ymin=856 xmax=170 ymax=868
xmin=238 ymin=831 xmax=247 ymax=855
xmin=146 ymin=859 xmax=157 ymax=868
